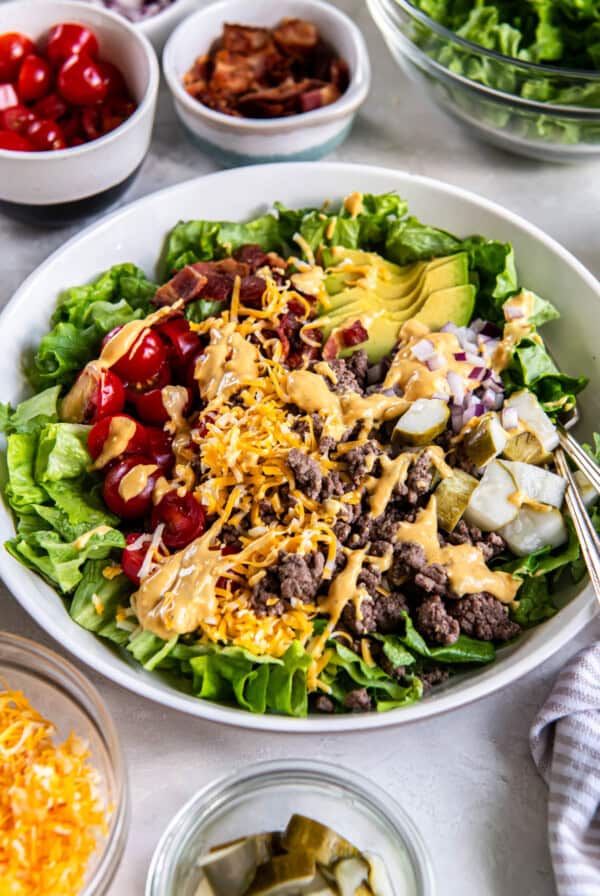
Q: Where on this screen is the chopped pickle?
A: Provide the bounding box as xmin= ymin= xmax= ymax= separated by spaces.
xmin=574 ymin=470 xmax=599 ymax=509
xmin=501 ymin=460 xmax=566 ymax=508
xmin=282 ymin=815 xmax=358 ymax=865
xmin=504 ymin=391 xmax=558 ymax=452
xmin=197 ymin=835 xmax=276 ymax=896
xmin=464 ymin=460 xmax=519 ymax=531
xmin=333 ymin=857 xmax=370 ymax=896
xmin=435 ymin=469 xmax=478 ymax=532
xmin=502 ymin=430 xmax=553 ymax=465
xmin=461 ymin=412 xmax=507 ymax=468
xmin=500 ymin=506 xmax=568 ymax=556
xmin=392 ymin=398 xmax=449 ymax=447
xmin=246 ymin=854 xmax=316 ymax=895
xmin=365 ymin=854 xmax=394 ymax=896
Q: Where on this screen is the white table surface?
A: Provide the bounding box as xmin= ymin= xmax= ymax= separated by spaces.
xmin=1 ymin=2 xmax=600 ymax=894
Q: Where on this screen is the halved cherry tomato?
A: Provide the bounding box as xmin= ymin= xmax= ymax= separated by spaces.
xmin=0 ymin=33 xmax=35 ymax=82
xmin=101 ymin=96 xmax=136 ymax=134
xmin=151 ymin=492 xmax=206 ymax=550
xmin=88 ymin=412 xmax=147 ymax=462
xmin=97 ymin=60 xmax=127 ymax=99
xmin=47 ymin=23 xmax=98 ymax=67
xmin=27 ymin=118 xmax=66 ymax=150
xmin=103 ymin=454 xmax=158 ymax=519
xmin=18 ymin=54 xmax=53 ymax=103
xmin=105 ymin=326 xmax=168 ymax=388
xmin=132 ymin=386 xmax=193 ymax=427
xmin=0 ymin=103 xmax=35 ymax=133
xmin=59 ymin=108 xmax=83 ymax=144
xmin=146 ymin=428 xmax=174 ymax=475
xmin=81 ymin=103 xmax=102 ymax=140
xmin=58 ymin=54 xmax=107 ymax=105
xmin=33 ymin=91 xmax=68 ymax=120
xmin=0 ymin=129 xmax=32 ymax=150
xmin=121 ymin=532 xmax=151 ymax=586
xmin=0 ymin=83 xmax=17 ymax=111
xmin=156 ymin=317 xmax=202 ymax=371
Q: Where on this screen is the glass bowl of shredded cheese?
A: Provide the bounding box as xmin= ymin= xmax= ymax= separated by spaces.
xmin=0 ymin=631 xmax=129 ymax=896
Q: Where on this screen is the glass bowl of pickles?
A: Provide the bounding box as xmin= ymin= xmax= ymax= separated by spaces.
xmin=146 ymin=759 xmax=435 ymax=896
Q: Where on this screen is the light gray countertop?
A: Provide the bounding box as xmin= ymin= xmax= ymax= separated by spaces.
xmin=1 ymin=2 xmax=599 ymax=894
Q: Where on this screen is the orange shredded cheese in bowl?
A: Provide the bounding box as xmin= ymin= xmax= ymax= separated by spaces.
xmin=0 ymin=684 xmax=109 ymax=896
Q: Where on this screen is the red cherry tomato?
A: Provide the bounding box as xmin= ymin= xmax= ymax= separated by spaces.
xmin=88 ymin=412 xmax=146 ymax=462
xmin=132 ymin=386 xmax=193 ymax=427
xmin=0 ymin=103 xmax=35 ymax=133
xmin=146 ymin=428 xmax=174 ymax=475
xmin=60 ymin=107 xmax=83 ymax=144
xmin=58 ymin=54 xmax=107 ymax=106
xmin=97 ymin=60 xmax=127 ymax=99
xmin=18 ymin=54 xmax=53 ymax=103
xmin=0 ymin=129 xmax=32 ymax=150
xmin=156 ymin=317 xmax=202 ymax=371
xmin=0 ymin=33 xmax=35 ymax=82
xmin=121 ymin=532 xmax=151 ymax=586
xmin=151 ymin=492 xmax=206 ymax=550
xmin=47 ymin=23 xmax=99 ymax=66
xmin=81 ymin=103 xmax=102 ymax=140
xmin=33 ymin=91 xmax=68 ymax=121
xmin=69 ymin=366 xmax=125 ymax=424
xmin=27 ymin=118 xmax=66 ymax=151
xmin=106 ymin=327 xmax=168 ymax=388
xmin=101 ymin=96 xmax=136 ymax=134
xmin=0 ymin=83 xmax=18 ymax=111
xmin=103 ymin=454 xmax=158 ymax=519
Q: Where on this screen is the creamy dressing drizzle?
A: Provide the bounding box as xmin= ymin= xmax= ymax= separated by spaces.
xmin=310 ymin=547 xmax=369 ymax=661
xmin=73 ymin=524 xmax=112 ymax=549
xmin=395 ymin=497 xmax=520 ymax=604
xmin=343 ymin=191 xmax=364 ymax=219
xmin=98 ymin=305 xmax=177 ymax=369
xmin=118 ymin=464 xmax=158 ymax=502
xmin=366 ymin=447 xmax=451 ymax=518
xmin=92 ymin=417 xmax=137 ymax=469
xmin=195 ymin=321 xmax=260 ymax=401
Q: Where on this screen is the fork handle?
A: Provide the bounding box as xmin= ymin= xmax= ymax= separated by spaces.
xmin=555 ymin=448 xmax=600 ymax=603
xmin=558 ymin=428 xmax=600 ymax=495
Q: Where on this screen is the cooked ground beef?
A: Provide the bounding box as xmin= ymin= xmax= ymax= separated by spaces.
xmin=415 ymin=594 xmax=460 ymax=646
xmin=250 ymin=569 xmax=285 ymax=618
xmin=442 ymin=520 xmax=506 ymax=562
xmin=414 ymin=563 xmax=449 ymax=596
xmin=357 ymin=565 xmax=382 ymax=597
xmin=345 ymin=440 xmax=380 ymax=484
xmin=287 ymin=448 xmax=322 ymax=500
xmin=320 ymin=470 xmax=345 ymax=501
xmin=389 ymin=541 xmax=426 ymax=586
xmin=341 ymin=590 xmax=407 ymax=636
xmin=405 ymin=452 xmax=434 ymax=504
xmin=343 ymin=688 xmax=372 ymax=712
xmin=318 ymin=435 xmax=337 ymax=457
xmin=279 ymin=551 xmax=324 ymax=603
xmin=448 ymin=593 xmax=521 ymax=642
xmin=328 ymin=349 xmax=369 ymax=395
xmin=313 ymin=695 xmax=335 ymax=713
xmin=419 ymin=665 xmax=451 ymax=690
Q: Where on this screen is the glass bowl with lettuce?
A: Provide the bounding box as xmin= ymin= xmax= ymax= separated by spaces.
xmin=1 ymin=186 xmax=597 ymax=725
xmin=368 ymin=0 xmax=600 ymax=162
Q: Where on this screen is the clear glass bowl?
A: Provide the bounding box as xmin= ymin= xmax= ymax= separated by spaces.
xmin=0 ymin=631 xmax=129 ymax=895
xmin=147 ymin=759 xmax=435 ymax=896
xmin=368 ymin=0 xmax=600 ymax=162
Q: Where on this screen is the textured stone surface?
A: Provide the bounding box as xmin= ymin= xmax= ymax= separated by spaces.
xmin=1 ymin=2 xmax=599 ymax=894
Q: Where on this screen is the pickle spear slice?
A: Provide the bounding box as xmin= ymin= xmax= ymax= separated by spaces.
xmin=333 ymin=856 xmax=371 ymax=896
xmin=574 ymin=470 xmax=599 ymax=509
xmin=196 ymin=834 xmax=276 ymax=896
xmin=499 ymin=506 xmax=568 ymax=556
xmin=463 ymin=460 xmax=519 ymax=531
xmin=461 ymin=412 xmax=507 ymax=468
xmin=392 ymin=398 xmax=449 ymax=447
xmin=435 ymin=469 xmax=478 ymax=532
xmin=502 ymin=430 xmax=552 ymax=465
xmin=246 ymin=854 xmax=317 ymax=895
xmin=501 ymin=460 xmax=566 ymax=508
xmin=503 ymin=391 xmax=558 ymax=453
xmin=282 ymin=815 xmax=358 ymax=865
xmin=364 ymin=853 xmax=394 ymax=896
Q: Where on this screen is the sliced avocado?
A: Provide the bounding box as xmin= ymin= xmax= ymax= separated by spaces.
xmin=315 ymin=249 xmax=472 ymax=363
xmin=282 ymin=815 xmax=358 ymax=865
xmin=435 ymin=469 xmax=478 ymax=532
xmin=413 ymin=284 xmax=476 ymax=330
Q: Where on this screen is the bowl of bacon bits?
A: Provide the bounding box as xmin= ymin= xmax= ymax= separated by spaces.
xmin=0 ymin=631 xmax=129 ymax=896
xmin=0 ymin=0 xmax=159 ymax=224
xmin=163 ymin=0 xmax=371 ymax=165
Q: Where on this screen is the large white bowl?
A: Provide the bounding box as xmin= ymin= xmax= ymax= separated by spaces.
xmin=0 ymin=163 xmax=597 ymax=732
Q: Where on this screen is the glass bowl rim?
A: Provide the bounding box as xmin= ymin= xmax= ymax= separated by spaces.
xmin=146 ymin=757 xmax=436 ymax=896
xmin=391 ymin=0 xmax=600 ymax=80
xmin=0 ymin=630 xmax=129 ymax=896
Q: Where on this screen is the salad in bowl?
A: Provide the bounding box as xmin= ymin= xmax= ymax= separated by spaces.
xmin=1 ymin=190 xmax=594 ymax=718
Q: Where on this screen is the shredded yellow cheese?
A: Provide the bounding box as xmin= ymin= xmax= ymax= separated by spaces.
xmin=0 ymin=685 xmax=108 ymax=896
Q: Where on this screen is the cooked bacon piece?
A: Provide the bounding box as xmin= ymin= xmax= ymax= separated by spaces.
xmin=237 ymin=77 xmax=317 ymax=118
xmin=300 ymin=83 xmax=341 ymax=112
xmin=192 ymin=257 xmax=250 ymax=278
xmin=210 ymin=50 xmax=262 ymax=95
xmin=273 ymin=18 xmax=319 ymax=54
xmin=330 ymin=58 xmax=350 ymax=91
xmin=223 ymin=23 xmax=272 ymax=54
xmin=154 ymin=266 xmax=207 ymax=307
xmin=234 ymin=244 xmax=286 ymax=272
xmin=341 ymin=320 xmax=369 ymax=348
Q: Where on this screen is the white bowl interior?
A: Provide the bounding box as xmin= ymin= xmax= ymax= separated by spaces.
xmin=0 ymin=163 xmax=597 ymax=732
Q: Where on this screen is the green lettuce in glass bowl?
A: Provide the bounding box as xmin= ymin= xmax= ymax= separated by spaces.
xmin=367 ymin=0 xmax=600 ymax=162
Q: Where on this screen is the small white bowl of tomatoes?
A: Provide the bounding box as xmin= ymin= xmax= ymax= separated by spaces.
xmin=0 ymin=0 xmax=159 ymax=224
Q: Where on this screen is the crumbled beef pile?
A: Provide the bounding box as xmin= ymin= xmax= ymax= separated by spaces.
xmin=153 ymin=243 xmax=285 ymax=306
xmin=341 ymin=590 xmax=408 ymax=636
xmin=287 ymin=448 xmax=344 ymax=502
xmin=440 ymin=520 xmax=506 ymax=562
xmin=419 ymin=665 xmax=450 ymax=691
xmin=343 ymin=688 xmax=372 ymax=712
xmin=183 ymin=20 xmax=349 ymax=119
xmin=326 ymin=350 xmax=369 ymax=395
xmin=345 ymin=440 xmax=380 ymax=484
xmin=415 ymin=595 xmax=460 ymax=646
xmin=448 ymin=593 xmax=520 ymax=642
xmin=250 ymin=550 xmax=324 ymax=617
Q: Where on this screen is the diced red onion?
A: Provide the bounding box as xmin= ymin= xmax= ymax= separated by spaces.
xmin=469 ymin=366 xmax=486 ymax=380
xmin=505 ymin=305 xmax=524 ymax=320
xmin=482 ymin=376 xmax=503 ymax=393
xmin=447 ymin=370 xmax=465 ymax=405
xmin=451 ymin=408 xmax=464 ymax=433
xmin=426 ymin=353 xmax=444 ymax=371
xmin=411 ymin=338 xmax=435 ymax=361
xmin=482 ymin=388 xmax=498 ymax=408
xmin=456 ymin=327 xmax=477 ymax=351
xmin=466 ymin=352 xmax=482 ymax=366
xmin=454 ymin=351 xmax=467 ymax=362
xmin=441 ymin=322 xmax=458 ymax=334
xmin=470 ymin=318 xmax=485 ymax=334
xmin=502 ymin=407 xmax=519 ymax=429
xmin=462 ymin=405 xmax=477 ymax=425
xmin=481 ymin=321 xmax=502 ymax=337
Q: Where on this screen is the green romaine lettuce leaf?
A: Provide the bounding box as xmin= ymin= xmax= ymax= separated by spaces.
xmin=35 ymin=423 xmax=91 ymax=482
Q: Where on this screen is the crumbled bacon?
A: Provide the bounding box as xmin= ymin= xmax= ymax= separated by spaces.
xmin=183 ymin=18 xmax=348 ymax=119
xmin=153 ymin=266 xmax=207 ymax=306
xmin=341 ymin=320 xmax=369 ymax=347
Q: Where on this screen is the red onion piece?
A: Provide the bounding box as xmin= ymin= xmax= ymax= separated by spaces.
xmin=426 ymin=353 xmax=445 ymax=371
xmin=411 ymin=338 xmax=435 ymax=361
xmin=454 ymin=351 xmax=467 ymax=362
xmin=441 ymin=322 xmax=458 ymax=334
xmin=469 ymin=366 xmax=485 ymax=380
xmin=447 ymin=370 xmax=465 ymax=405
xmin=505 ymin=305 xmax=524 ymax=320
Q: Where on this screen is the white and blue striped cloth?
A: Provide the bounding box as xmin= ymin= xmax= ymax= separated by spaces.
xmin=530 ymin=645 xmax=600 ymax=896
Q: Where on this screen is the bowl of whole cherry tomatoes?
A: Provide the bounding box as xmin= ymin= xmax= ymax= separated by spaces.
xmin=0 ymin=0 xmax=159 ymax=225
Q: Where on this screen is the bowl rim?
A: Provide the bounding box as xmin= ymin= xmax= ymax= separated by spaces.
xmin=0 ymin=161 xmax=598 ymax=733
xmin=391 ymin=0 xmax=600 ymax=81
xmin=0 ymin=0 xmax=160 ymax=161
xmin=0 ymin=629 xmax=129 ymax=896
xmin=145 ymin=758 xmax=436 ymax=896
xmin=162 ymin=0 xmax=371 ymax=133
xmin=136 ymin=0 xmax=196 ymax=33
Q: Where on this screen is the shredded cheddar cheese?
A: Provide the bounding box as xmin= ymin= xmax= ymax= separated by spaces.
xmin=0 ymin=685 xmax=108 ymax=896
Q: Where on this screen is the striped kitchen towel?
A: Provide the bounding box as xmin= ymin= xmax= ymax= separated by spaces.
xmin=530 ymin=645 xmax=600 ymax=896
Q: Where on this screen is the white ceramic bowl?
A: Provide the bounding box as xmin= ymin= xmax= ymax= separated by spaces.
xmin=162 ymin=0 xmax=371 ymax=165
xmin=136 ymin=0 xmax=202 ymax=52
xmin=0 ymin=162 xmax=598 ymax=733
xmin=0 ymin=0 xmax=159 ymax=224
